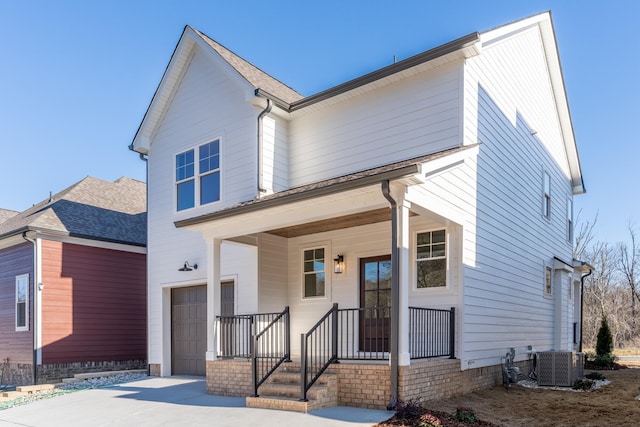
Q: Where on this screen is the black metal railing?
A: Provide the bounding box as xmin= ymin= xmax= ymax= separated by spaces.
xmin=217 ymin=314 xmax=253 ymax=358
xmin=335 ymin=306 xmax=391 ymax=360
xmin=216 ymin=310 xmax=290 ymax=359
xmin=300 ymin=303 xmax=338 ymax=402
xmin=251 ymin=306 xmax=290 ymax=397
xmin=409 ymin=306 xmax=455 ymax=359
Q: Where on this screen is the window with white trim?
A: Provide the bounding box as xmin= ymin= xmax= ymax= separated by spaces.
xmin=544 ymin=266 xmax=552 ymax=296
xmin=567 ymin=198 xmax=573 ymax=242
xmin=176 ymin=139 xmax=221 ymax=211
xmin=543 ymin=172 xmax=551 ymax=219
xmin=416 ymin=229 xmax=446 ymax=288
xmin=303 ymin=248 xmax=325 ymax=298
xmin=16 ymin=274 xmax=29 ymax=331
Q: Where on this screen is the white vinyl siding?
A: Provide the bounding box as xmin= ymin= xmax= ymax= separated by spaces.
xmin=16 ymin=274 xmax=29 ymax=331
xmin=460 ymin=23 xmax=576 ymax=368
xmin=288 ymin=62 xmax=462 ymax=187
xmin=144 ymin=45 xmax=259 ymax=370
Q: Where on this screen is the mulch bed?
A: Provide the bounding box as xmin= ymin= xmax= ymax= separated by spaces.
xmin=377 ymin=407 xmax=499 ymax=427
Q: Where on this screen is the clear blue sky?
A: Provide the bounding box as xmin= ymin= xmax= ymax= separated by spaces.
xmin=0 ymin=1 xmax=637 ymax=245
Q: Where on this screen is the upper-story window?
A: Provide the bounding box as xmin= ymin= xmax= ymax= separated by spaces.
xmin=176 ymin=139 xmax=221 ymax=211
xmin=416 ymin=229 xmax=447 ymax=288
xmin=543 ymin=171 xmax=551 ymax=219
xmin=567 ymin=198 xmax=573 ymax=242
xmin=303 ymin=247 xmax=325 ymax=298
xmin=16 ymin=274 xmax=29 ymax=331
xmin=544 ymin=265 xmax=552 ymax=296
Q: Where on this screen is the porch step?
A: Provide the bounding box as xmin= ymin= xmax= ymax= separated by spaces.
xmin=246 ymin=364 xmax=338 ymax=413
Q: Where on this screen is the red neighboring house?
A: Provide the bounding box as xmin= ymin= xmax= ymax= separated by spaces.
xmin=0 ymin=177 xmax=147 ymax=385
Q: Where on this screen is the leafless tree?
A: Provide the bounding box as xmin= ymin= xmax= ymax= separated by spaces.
xmin=618 ymin=224 xmax=640 ymax=327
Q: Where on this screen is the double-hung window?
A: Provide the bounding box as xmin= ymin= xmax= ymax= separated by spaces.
xmin=303 ymin=248 xmax=325 ymax=298
xmin=544 ymin=266 xmax=552 ymax=296
xmin=543 ymin=172 xmax=551 ymax=219
xmin=416 ymin=229 xmax=447 ymax=288
xmin=176 ymin=139 xmax=221 ymax=211
xmin=567 ymin=198 xmax=573 ymax=242
xmin=16 ymin=274 xmax=29 ymax=331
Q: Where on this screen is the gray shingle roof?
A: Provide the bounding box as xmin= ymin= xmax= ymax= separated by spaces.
xmin=191 ymin=27 xmax=303 ymax=105
xmin=0 ymin=209 xmax=18 ymax=225
xmin=0 ymin=177 xmax=146 ymax=246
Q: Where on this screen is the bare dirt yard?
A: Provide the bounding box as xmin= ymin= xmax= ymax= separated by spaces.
xmin=378 ymin=361 xmax=640 ymax=427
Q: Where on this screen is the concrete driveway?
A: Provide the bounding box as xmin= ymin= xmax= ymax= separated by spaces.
xmin=0 ymin=376 xmax=394 ymax=427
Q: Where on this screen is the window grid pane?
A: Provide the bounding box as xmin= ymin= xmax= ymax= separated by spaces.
xmin=416 ymin=230 xmax=446 ymax=288
xmin=303 ymin=248 xmax=325 ymax=297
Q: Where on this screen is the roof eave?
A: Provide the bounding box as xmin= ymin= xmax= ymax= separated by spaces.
xmin=255 ymin=32 xmax=481 ymax=114
xmin=175 ymin=164 xmax=421 ymax=228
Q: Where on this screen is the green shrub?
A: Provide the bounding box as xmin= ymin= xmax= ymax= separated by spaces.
xmin=585 ymin=371 xmax=606 ymax=381
xmin=593 ymin=353 xmax=616 ymax=368
xmin=572 ymin=379 xmax=594 ymax=390
xmin=596 ymin=314 xmax=613 ymax=356
xmin=454 ymin=406 xmax=477 ymax=423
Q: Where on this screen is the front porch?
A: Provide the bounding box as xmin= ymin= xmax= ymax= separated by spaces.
xmin=211 ymin=304 xmax=456 ymax=410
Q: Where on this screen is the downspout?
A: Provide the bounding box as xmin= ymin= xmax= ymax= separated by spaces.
xmin=381 ymin=180 xmax=399 ymax=410
xmin=257 ymin=99 xmax=273 ymax=196
xmin=128 ymin=143 xmax=148 ymax=375
xmin=579 ymin=268 xmax=593 ymax=353
xmin=22 ymin=231 xmax=38 ymax=385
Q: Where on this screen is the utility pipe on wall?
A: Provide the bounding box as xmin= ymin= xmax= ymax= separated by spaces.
xmin=22 ymin=231 xmax=39 ymax=385
xmin=381 ymin=180 xmax=399 ymax=410
xmin=579 ymin=267 xmax=593 ymax=353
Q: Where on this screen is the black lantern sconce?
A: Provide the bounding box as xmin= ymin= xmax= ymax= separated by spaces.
xmin=178 ymin=261 xmax=198 ymax=272
xmin=333 ymin=255 xmax=344 ymax=274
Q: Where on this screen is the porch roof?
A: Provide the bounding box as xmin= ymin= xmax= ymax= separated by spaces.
xmin=175 ymin=145 xmax=476 ymax=229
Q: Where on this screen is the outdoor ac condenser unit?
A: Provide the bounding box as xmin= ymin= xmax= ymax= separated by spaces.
xmin=537 ymin=351 xmax=584 ymax=386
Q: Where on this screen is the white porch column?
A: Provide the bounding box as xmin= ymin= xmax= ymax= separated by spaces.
xmin=394 ymin=188 xmax=412 ymax=366
xmin=397 ymin=199 xmax=411 ymax=365
xmin=206 ymin=238 xmax=222 ymax=361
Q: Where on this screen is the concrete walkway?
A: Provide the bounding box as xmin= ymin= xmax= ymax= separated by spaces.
xmin=0 ymin=376 xmax=394 ymax=427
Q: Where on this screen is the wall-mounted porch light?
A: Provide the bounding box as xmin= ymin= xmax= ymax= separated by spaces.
xmin=178 ymin=261 xmax=198 ymax=272
xmin=333 ymin=255 xmax=344 ymax=274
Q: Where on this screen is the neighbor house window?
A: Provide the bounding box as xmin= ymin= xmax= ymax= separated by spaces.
xmin=303 ymin=248 xmax=325 ymax=298
xmin=543 ymin=172 xmax=551 ymax=219
xmin=545 ymin=266 xmax=552 ymax=296
xmin=567 ymin=198 xmax=573 ymax=242
xmin=176 ymin=139 xmax=221 ymax=211
xmin=416 ymin=229 xmax=446 ymax=288
xmin=16 ymin=274 xmax=29 ymax=331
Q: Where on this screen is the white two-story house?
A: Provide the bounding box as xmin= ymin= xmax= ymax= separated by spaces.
xmin=130 ymin=11 xmax=586 ymax=410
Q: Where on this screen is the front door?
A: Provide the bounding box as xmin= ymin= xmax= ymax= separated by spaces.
xmin=360 ymin=256 xmax=391 ymax=352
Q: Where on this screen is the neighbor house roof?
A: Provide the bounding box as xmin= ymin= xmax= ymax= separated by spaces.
xmin=0 ymin=177 xmax=147 ymax=246
xmin=0 ymin=209 xmax=18 ymax=225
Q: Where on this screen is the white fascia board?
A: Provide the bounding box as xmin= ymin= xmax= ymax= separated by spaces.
xmin=132 ymin=28 xmax=257 ymax=153
xmin=419 ymin=144 xmax=479 ymax=181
